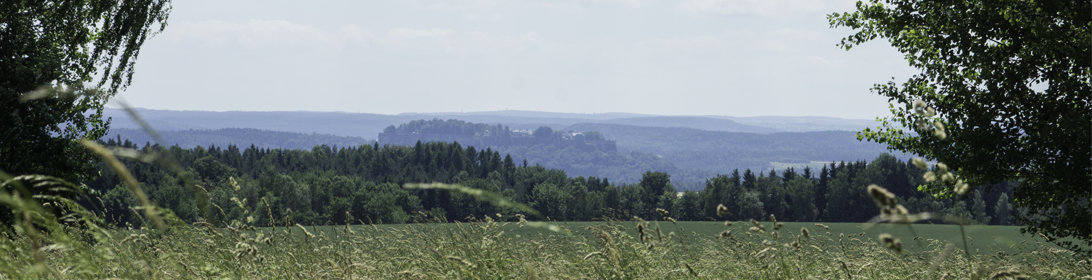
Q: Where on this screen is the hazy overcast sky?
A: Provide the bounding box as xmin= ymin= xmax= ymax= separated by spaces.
xmin=113 ymin=0 xmax=919 ymax=119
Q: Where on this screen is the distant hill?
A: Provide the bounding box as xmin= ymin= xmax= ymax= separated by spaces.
xmin=402 ymin=110 xmax=651 ymax=120
xmin=709 ymin=115 xmax=878 ymax=132
xmin=99 ymin=116 xmax=909 ymax=189
xmin=103 ymin=108 xmax=877 ymax=138
xmin=103 ymin=109 xmax=401 ymax=138
xmin=564 ymin=123 xmax=912 ymax=173
xmin=596 ymin=116 xmax=779 ymax=133
xmin=104 ymin=128 xmax=373 ymax=150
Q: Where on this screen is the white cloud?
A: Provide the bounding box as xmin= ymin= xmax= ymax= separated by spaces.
xmin=677 ymin=0 xmax=828 ymax=16
xmin=635 ymin=28 xmax=830 ymax=55
xmin=169 ymin=20 xmax=349 ymax=50
xmin=166 ymin=19 xmax=561 ymax=57
xmin=635 ymin=35 xmax=732 ymax=55
xmin=388 ymin=27 xmax=456 ymax=38
xmin=463 ymin=13 xmax=505 ymax=21
xmin=398 ymin=0 xmax=502 ymax=11
xmin=577 ymin=0 xmax=656 ymax=8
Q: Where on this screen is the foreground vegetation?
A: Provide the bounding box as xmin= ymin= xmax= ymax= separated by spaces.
xmin=2 ymin=212 xmax=1087 ymax=279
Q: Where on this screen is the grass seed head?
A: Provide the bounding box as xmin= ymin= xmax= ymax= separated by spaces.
xmin=878 ymin=233 xmax=903 ymax=253
xmin=895 ymin=205 xmax=909 ymax=215
xmin=814 ymin=223 xmax=829 ymax=230
xmin=989 ymin=269 xmax=1027 ymax=280
xmin=749 ymin=226 xmax=766 ymax=234
xmin=867 ymin=184 xmax=898 ymax=208
xmin=916 ymin=119 xmax=930 ymax=130
xmin=750 ymin=219 xmax=766 ymax=232
xmin=941 ymin=172 xmax=955 ymax=183
xmin=294 ymin=224 xmax=314 ymax=238
xmin=656 ymin=208 xmax=670 ymax=218
xmin=911 ymin=158 xmax=928 ymax=170
xmin=913 ymin=99 xmax=927 ymax=112
xmin=716 ymin=204 xmax=730 ymax=217
xmin=754 ymin=247 xmax=777 ymax=259
xmin=924 ymin=171 xmax=937 ymax=182
xmin=445 ymin=255 xmax=476 ymax=268
xmin=801 ymin=227 xmax=810 ymax=238
xmin=719 ymin=230 xmax=731 ymax=238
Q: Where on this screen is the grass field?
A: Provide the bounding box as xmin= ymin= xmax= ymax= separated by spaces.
xmin=12 ymin=215 xmax=1078 ymax=279
xmin=1 ymin=166 xmax=1084 ymax=279
xmin=361 ymin=220 xmax=1038 ymax=255
xmin=549 ymin=221 xmax=1036 ymax=255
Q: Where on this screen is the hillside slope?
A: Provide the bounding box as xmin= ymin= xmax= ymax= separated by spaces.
xmin=565 ymin=123 xmax=909 ymax=173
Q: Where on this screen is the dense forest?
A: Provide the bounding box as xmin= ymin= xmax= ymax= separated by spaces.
xmin=105 ymin=128 xmax=374 ymax=150
xmin=384 ymin=119 xmax=514 ymax=137
xmin=88 ymin=139 xmax=1017 ymax=228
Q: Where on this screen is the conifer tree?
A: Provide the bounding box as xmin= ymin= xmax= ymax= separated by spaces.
xmin=971 ymin=191 xmax=992 ymax=224
xmin=995 ymin=193 xmax=1014 ymax=225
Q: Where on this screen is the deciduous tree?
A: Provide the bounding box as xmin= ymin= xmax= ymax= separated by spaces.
xmin=1 ymin=0 xmax=172 ymax=183
xmin=831 ymin=0 xmax=1090 ymax=252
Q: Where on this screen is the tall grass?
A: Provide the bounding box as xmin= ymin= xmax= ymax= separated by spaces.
xmin=1 ymin=205 xmax=1087 ymax=278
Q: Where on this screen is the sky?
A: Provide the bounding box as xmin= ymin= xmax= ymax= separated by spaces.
xmin=112 ymin=0 xmax=920 ymax=119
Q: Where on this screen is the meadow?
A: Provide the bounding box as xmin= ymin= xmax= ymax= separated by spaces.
xmin=3 ymin=211 xmax=1087 ymax=279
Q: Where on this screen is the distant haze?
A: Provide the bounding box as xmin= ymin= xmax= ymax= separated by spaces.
xmin=104 ymin=108 xmax=880 ymax=139
xmin=102 ymin=108 xmax=905 ymax=184
xmin=110 ymin=0 xmax=917 ymax=119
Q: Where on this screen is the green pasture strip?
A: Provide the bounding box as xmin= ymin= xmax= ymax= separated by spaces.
xmin=256 ymin=220 xmax=1051 ymax=256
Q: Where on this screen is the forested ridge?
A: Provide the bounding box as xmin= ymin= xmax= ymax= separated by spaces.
xmin=88 ymin=139 xmax=1017 ymax=228
xmin=105 ymin=128 xmax=374 ymax=150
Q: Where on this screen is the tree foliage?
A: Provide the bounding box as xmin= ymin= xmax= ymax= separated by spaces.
xmin=831 ymin=0 xmax=1090 ymax=252
xmin=385 ymin=119 xmax=510 ymax=137
xmin=1 ymin=0 xmax=171 ymax=183
xmin=533 ymin=126 xmax=554 ymax=139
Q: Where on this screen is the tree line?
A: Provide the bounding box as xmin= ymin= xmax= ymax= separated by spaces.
xmin=104 ymin=128 xmax=373 ymax=150
xmin=384 ymin=119 xmax=513 ymax=137
xmin=87 ymin=138 xmax=1017 ymax=227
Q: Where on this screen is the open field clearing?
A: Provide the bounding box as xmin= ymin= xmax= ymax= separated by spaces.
xmin=318 ymin=220 xmax=1044 ymax=256
xmin=6 ymin=217 xmax=1086 ymax=279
